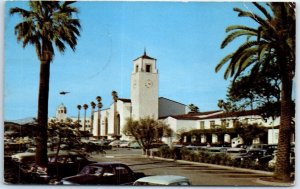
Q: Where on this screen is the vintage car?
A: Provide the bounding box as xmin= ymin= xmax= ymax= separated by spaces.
xmin=58 ymin=162 xmax=145 ymax=185
xmin=12 ymin=150 xmax=94 ymax=184
xmin=234 ymin=149 xmax=273 ymax=164
xmin=226 ymin=147 xmax=247 ymax=158
xmin=11 ymin=147 xmax=37 ymax=163
xmin=133 ymin=175 xmax=191 ymax=186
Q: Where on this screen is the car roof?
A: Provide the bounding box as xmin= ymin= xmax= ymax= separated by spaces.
xmin=227 ymin=148 xmax=246 ymax=152
xmin=88 ymin=162 xmax=124 ymax=166
xmin=135 ymin=175 xmax=189 ymax=185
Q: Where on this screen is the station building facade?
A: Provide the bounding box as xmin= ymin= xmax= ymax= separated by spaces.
xmin=51 ymin=52 xmax=288 ymax=145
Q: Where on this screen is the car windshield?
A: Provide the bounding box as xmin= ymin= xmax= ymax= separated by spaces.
xmin=80 ymin=166 xmax=103 ymax=175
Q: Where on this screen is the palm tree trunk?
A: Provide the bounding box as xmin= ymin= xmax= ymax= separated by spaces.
xmin=274 ymin=65 xmax=293 ymax=181
xmin=36 ymin=60 xmax=50 ymax=167
xmin=84 ymin=110 xmax=86 ymax=131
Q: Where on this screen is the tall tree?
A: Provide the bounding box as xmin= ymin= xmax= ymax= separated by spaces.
xmin=90 ymin=101 xmax=96 ymax=134
xmin=83 ymin=104 xmax=88 ymax=131
xmin=96 ymin=96 xmax=102 ymax=138
xmin=10 ymin=1 xmax=81 ymax=166
xmin=77 ymin=104 xmax=82 ymax=124
xmin=215 ymin=3 xmax=295 ymax=181
xmin=111 ymin=91 xmax=119 ymax=137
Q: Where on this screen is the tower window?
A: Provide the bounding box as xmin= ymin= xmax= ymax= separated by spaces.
xmin=136 ymin=65 xmax=139 ymax=72
xmin=146 ymin=64 xmax=151 ymax=72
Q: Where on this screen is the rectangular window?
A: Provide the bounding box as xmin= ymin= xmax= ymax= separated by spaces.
xmin=146 ymin=64 xmax=151 ymax=72
xmin=136 ymin=65 xmax=139 ymax=72
xmin=210 ymin=121 xmax=215 ymax=129
xmin=200 ymin=121 xmax=205 ymax=130
xmin=221 ymin=119 xmax=226 ymax=127
xmin=242 ymin=118 xmax=249 ymax=124
xmin=221 ymin=119 xmax=229 ymax=127
xmin=233 ymin=119 xmax=238 ymax=127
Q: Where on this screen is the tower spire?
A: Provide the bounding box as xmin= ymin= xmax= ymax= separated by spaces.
xmin=144 ymin=47 xmax=147 ymax=56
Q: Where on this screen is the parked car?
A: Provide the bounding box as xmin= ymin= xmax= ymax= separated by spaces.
xmin=11 ymin=147 xmax=37 ymax=163
xmin=226 ymin=148 xmax=247 ymax=158
xmin=206 ymin=147 xmax=227 ymax=153
xmin=58 ymin=162 xmax=145 ymax=185
xmin=133 ymin=175 xmax=191 ymax=186
xmin=108 ymin=140 xmax=128 ymax=147
xmin=119 ymin=141 xmax=130 ymax=148
xmin=12 ymin=150 xmax=94 ymax=184
xmin=234 ymin=149 xmax=273 ymax=164
xmin=128 ymin=141 xmax=141 ymax=149
xmin=30 ymin=151 xmax=94 ymax=183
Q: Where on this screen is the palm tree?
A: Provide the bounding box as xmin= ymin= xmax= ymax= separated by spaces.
xmin=77 ymin=104 xmax=82 ymax=134
xmin=83 ymin=104 xmax=88 ymax=131
xmin=90 ymin=101 xmax=96 ymax=134
xmin=188 ymin=104 xmax=199 ymax=113
xmin=96 ymin=96 xmax=103 ymax=138
xmin=10 ymin=1 xmax=81 ymax=166
xmin=111 ymin=91 xmax=119 ymax=137
xmin=215 ymin=3 xmax=295 ymax=181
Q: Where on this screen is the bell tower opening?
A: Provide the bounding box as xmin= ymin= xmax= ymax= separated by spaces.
xmin=146 ymin=64 xmax=151 ymax=72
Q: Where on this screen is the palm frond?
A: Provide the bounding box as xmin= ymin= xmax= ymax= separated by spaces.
xmin=225 ymin=25 xmax=257 ymax=33
xmin=54 ymin=38 xmax=66 ymax=53
xmin=233 ymin=7 xmax=276 ymax=33
xmin=215 ymin=53 xmax=233 ymax=73
xmin=230 ymin=40 xmax=259 ymax=66
xmin=9 ymin=7 xmax=30 ymax=17
xmin=253 ymin=2 xmax=272 ymax=20
xmin=221 ymin=30 xmax=257 ymax=49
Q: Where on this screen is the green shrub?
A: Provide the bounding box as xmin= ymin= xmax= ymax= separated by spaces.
xmin=157 ymin=145 xmax=173 ymax=158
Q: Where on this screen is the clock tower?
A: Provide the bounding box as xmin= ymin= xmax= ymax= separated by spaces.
xmin=131 ymin=51 xmax=158 ymax=120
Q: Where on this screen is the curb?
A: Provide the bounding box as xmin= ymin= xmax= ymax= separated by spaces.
xmin=255 ymin=178 xmax=295 ymax=186
xmin=145 ymin=155 xmax=274 ymax=175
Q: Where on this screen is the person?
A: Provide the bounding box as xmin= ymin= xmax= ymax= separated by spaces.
xmin=206 ymin=142 xmax=211 ymax=147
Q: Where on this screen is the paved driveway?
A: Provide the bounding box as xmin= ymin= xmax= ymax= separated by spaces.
xmin=90 ymin=148 xmax=273 ymax=186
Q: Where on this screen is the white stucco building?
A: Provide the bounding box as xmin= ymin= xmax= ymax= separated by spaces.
xmin=51 ymin=51 xmax=290 ymax=145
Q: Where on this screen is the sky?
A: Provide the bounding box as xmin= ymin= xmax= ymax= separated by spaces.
xmin=3 ymin=1 xmax=271 ymax=121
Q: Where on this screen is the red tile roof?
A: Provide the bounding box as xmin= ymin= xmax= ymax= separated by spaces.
xmin=159 ymin=110 xmax=222 ymax=120
xmin=161 ymin=110 xmax=264 ymax=121
xmin=199 ymin=110 xmax=261 ymax=120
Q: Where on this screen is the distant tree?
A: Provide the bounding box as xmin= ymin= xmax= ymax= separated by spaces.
xmin=111 ymin=91 xmax=119 ymax=137
xmin=96 ymin=96 xmax=103 ymax=138
xmin=123 ymin=117 xmax=172 ymax=154
xmin=188 ymin=104 xmax=199 ymax=113
xmin=82 ymin=104 xmax=88 ymax=131
xmin=226 ymin=61 xmax=281 ymax=111
xmin=233 ymin=122 xmax=267 ymax=146
xmin=90 ymin=101 xmax=96 ymax=134
xmin=48 ymin=119 xmax=80 ymax=163
xmin=217 ymin=99 xmax=233 ymax=112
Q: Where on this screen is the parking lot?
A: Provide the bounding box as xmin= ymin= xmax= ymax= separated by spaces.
xmin=90 ymin=148 xmax=274 ymax=186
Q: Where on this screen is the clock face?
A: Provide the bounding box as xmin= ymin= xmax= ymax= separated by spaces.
xmin=145 ymin=79 xmax=153 ymax=88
